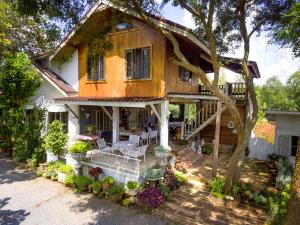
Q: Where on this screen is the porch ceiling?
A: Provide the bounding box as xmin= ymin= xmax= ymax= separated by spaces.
xmin=54 ymin=96 xmax=166 ymax=108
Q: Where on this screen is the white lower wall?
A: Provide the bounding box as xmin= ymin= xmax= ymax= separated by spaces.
xmin=248 ymin=137 xmax=275 ymax=160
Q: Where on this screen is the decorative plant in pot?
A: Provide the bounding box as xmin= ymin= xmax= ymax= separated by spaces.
xmin=85 ymin=124 xmax=96 ymax=135
xmin=154 ymin=145 xmax=171 ymax=166
xmin=90 ymin=181 xmax=102 ymax=195
xmin=57 ymin=164 xmax=73 ymax=183
xmin=106 ymin=184 xmax=126 ymax=202
xmin=101 ymin=176 xmax=115 ymax=191
xmin=127 ymin=181 xmax=140 ymax=196
xmin=89 ymin=167 xmax=103 ymax=181
xmin=144 ymin=166 xmax=165 ymax=187
xmin=68 ymin=141 xmax=90 ymax=161
xmin=43 ymin=120 xmax=68 ymax=162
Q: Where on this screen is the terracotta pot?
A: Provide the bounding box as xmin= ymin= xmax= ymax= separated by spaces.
xmin=102 ymin=183 xmax=111 ymax=191
xmin=128 ymin=189 xmax=138 ymax=196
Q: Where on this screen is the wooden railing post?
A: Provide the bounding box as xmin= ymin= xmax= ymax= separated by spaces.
xmin=225 ymin=82 xmax=233 ymax=96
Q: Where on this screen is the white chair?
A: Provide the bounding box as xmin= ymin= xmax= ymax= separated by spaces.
xmin=140 ymin=132 xmax=150 ymax=145
xmin=129 ymin=135 xmax=140 ymax=146
xmin=149 ymin=130 xmax=158 ymax=144
xmin=96 ymin=138 xmax=113 ymax=154
xmin=127 ymin=145 xmax=148 ymax=162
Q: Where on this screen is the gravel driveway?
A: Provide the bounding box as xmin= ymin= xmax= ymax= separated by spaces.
xmin=0 ymin=156 xmax=170 ymax=225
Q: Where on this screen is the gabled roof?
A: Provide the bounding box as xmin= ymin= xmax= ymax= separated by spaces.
xmin=33 ymin=62 xmax=77 ymax=96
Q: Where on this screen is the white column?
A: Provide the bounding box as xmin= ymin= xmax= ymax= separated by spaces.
xmin=160 ymin=100 xmax=169 ymax=147
xmin=112 ymin=107 xmax=119 ymax=143
xmin=184 ymin=103 xmax=189 ymax=120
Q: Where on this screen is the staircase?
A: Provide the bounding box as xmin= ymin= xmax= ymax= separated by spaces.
xmin=182 ymin=100 xmax=227 ymax=140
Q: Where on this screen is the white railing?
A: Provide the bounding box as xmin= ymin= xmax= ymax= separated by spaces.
xmin=90 ymin=150 xmax=141 ymax=176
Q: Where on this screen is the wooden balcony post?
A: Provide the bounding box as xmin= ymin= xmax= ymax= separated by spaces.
xmin=226 ymin=83 xmax=233 ymax=96
xmin=112 ymin=106 xmax=120 ymax=143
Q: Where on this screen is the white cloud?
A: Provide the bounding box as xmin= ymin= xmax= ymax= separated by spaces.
xmin=182 ymin=10 xmax=196 ymax=29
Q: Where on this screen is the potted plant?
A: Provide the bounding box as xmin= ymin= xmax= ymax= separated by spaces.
xmin=90 ymin=181 xmax=102 ymax=195
xmin=106 ymin=184 xmax=125 ymax=202
xmin=73 ymin=176 xmax=93 ymax=192
xmin=57 ymin=164 xmax=73 ymax=183
xmin=127 ymin=181 xmax=140 ymax=196
xmin=101 ymin=176 xmax=115 ymax=191
xmin=154 ymin=145 xmax=171 ymax=166
xmin=68 ymin=141 xmax=90 ymax=161
xmin=85 ymin=124 xmax=96 ymax=134
xmin=137 ymin=187 xmax=165 ymax=208
xmin=144 ymin=166 xmax=165 ymax=186
xmin=89 ymin=167 xmax=103 ymax=181
xmin=43 ymin=120 xmax=68 ymax=162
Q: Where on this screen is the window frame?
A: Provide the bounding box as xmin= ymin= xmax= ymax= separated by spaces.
xmin=87 ymin=50 xmax=105 ymax=82
xmin=48 ymin=112 xmax=68 ymax=133
xmin=125 ymin=46 xmax=151 ymax=81
xmin=291 ymin=136 xmax=299 ymax=157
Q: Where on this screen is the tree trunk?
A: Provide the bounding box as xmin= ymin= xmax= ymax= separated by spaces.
xmin=212 ymin=101 xmax=222 ymax=178
xmin=284 ymin=136 xmax=300 ymax=225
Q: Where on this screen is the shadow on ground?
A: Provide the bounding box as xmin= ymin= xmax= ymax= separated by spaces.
xmin=0 ymin=197 xmax=30 ymax=225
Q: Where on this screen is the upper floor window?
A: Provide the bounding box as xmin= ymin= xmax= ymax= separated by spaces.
xmin=126 ymin=47 xmax=150 ymax=80
xmin=116 ymin=22 xmax=133 ymax=31
xmin=179 ymin=67 xmax=192 ymax=82
xmin=87 ymin=51 xmax=105 ymax=81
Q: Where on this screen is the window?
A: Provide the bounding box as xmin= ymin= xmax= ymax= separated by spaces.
xmin=291 ymin=136 xmax=299 ymax=157
xmin=91 ymin=109 xmax=112 ymax=132
xmin=126 ymin=47 xmax=150 ymax=80
xmin=87 ymin=51 xmax=105 ymax=81
xmin=48 ymin=112 xmax=68 ymax=132
xmin=137 ymin=109 xmax=151 ymax=128
xmin=116 ymin=22 xmax=133 ymax=31
xmin=179 ymin=56 xmax=193 ymax=82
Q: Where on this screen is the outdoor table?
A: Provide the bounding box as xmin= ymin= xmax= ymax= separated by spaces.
xmin=113 ymin=141 xmax=136 ymax=156
xmin=73 ymin=134 xmax=100 ymax=147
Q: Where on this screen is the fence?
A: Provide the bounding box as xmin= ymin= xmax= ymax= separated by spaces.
xmin=248 ymin=137 xmax=274 ymax=160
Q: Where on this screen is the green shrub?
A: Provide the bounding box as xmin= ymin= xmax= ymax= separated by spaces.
xmin=101 ymin=176 xmax=115 ymax=185
xmin=106 ymin=184 xmax=125 ymax=199
xmin=144 ymin=167 xmax=164 ymax=180
xmin=58 ymin=164 xmax=73 ymax=174
xmin=74 ymin=176 xmax=93 ymax=191
xmin=276 ymin=157 xmax=293 ymax=189
xmin=159 ymin=184 xmax=171 ymax=199
xmin=47 ymin=160 xmax=64 ymax=173
xmin=253 ymin=192 xmax=268 ymax=205
xmin=127 ymin=181 xmax=139 ymax=190
xmin=122 ymin=198 xmax=131 ymax=206
xmin=69 ymin=141 xmax=90 ymax=154
xmin=231 ymin=184 xmax=241 ymax=198
xmin=43 ymin=120 xmax=68 ymax=155
xmin=154 ymin=145 xmax=171 ymax=153
xmin=174 ymin=171 xmax=187 ymax=183
xmin=202 ymin=145 xmax=213 ymax=155
xmin=65 ymin=174 xmax=76 ymax=187
xmin=209 ymin=177 xmax=225 ymax=198
xmin=90 ymin=181 xmax=101 ymax=194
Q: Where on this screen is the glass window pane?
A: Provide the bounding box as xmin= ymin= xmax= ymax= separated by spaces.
xmin=126 ymin=50 xmax=133 ymax=79
xmin=143 ymin=48 xmax=150 ymax=78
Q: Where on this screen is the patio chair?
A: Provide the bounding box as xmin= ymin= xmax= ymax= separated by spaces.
xmin=149 ymin=130 xmax=158 ymax=144
xmin=126 ymin=145 xmax=148 ymax=163
xmin=140 ymin=132 xmax=150 ymax=145
xmin=129 ymin=134 xmax=140 ymax=147
xmin=96 ymin=138 xmax=113 ymax=154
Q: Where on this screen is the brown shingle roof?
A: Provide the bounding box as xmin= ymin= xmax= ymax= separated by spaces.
xmin=33 ymin=62 xmax=77 ymax=96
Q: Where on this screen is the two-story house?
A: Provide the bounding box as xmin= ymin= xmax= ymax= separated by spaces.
xmin=31 ymin=1 xmax=260 ymax=153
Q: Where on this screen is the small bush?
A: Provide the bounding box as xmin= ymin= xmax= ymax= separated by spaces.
xmin=127 ymin=181 xmax=139 ymax=190
xmin=137 ymin=187 xmax=165 ymax=208
xmin=209 ymin=177 xmax=225 ymax=198
xmin=58 ymin=165 xmax=73 ymax=174
xmin=174 ymin=171 xmax=187 ymax=183
xmin=164 ymin=168 xmax=180 ymax=190
xmin=65 ymin=174 xmax=76 ymax=187
xmin=122 ymin=198 xmax=131 ymax=207
xmin=47 ymin=160 xmax=64 ymax=173
xmin=144 ymin=167 xmax=164 ymax=180
xmin=101 ymin=176 xmax=115 ymax=185
xmin=69 ymin=141 xmax=90 ymax=154
xmin=231 ymin=184 xmax=241 ymax=198
xmin=90 ymin=181 xmax=101 ymax=194
xmin=74 ymin=176 xmax=93 ymax=191
xmin=276 ymin=157 xmax=293 ymax=190
xmin=159 ymin=184 xmax=171 ymax=199
xmin=106 ymin=184 xmax=125 ymax=199
xmin=202 ymin=145 xmax=213 ymax=155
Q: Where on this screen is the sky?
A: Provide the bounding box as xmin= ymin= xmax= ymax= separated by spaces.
xmin=159 ymin=2 xmax=300 ymax=85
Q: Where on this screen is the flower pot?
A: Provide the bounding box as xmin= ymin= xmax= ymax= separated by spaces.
xmin=128 ymin=189 xmax=138 ymax=196
xmin=69 ymin=152 xmax=86 ymax=161
xmin=102 ymin=183 xmax=111 ymax=192
xmin=154 ymin=151 xmax=170 ymax=159
xmin=57 ymin=171 xmax=66 ymax=183
xmin=46 ymin=151 xmax=58 ymax=162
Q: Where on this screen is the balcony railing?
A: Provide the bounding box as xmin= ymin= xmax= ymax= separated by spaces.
xmin=199 ymin=82 xmax=246 ymax=99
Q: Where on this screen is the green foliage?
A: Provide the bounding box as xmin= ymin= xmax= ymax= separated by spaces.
xmin=122 ymin=198 xmax=131 ymax=207
xmin=43 ymin=120 xmax=68 ymax=155
xmin=73 ymin=176 xmax=93 ymax=191
xmin=231 ymin=184 xmax=241 ymax=198
xmin=90 ymin=181 xmax=101 ymax=194
xmin=174 ymin=171 xmax=187 ymax=183
xmin=209 ymin=177 xmax=225 ymax=198
xmin=159 ymin=184 xmax=171 ymax=199
xmin=154 ymin=145 xmax=171 ymax=153
xmin=127 ymin=181 xmax=139 ymax=190
xmin=106 ymin=184 xmax=126 ymax=199
xmin=266 ymin=184 xmax=291 ymax=225
xmin=101 ymin=176 xmax=115 ymax=185
xmin=144 ymin=167 xmax=164 ymax=180
xmin=202 ymin=145 xmax=213 ymax=155
xmin=47 ymin=160 xmax=64 ymax=173
xmin=58 ymin=165 xmax=73 ymax=174
xmin=69 ymin=141 xmax=90 ymax=154
xmin=286 ymin=71 xmax=300 ymax=111
xmin=64 ymin=174 xmax=76 ymax=187
xmin=275 ymin=156 xmax=293 ymax=190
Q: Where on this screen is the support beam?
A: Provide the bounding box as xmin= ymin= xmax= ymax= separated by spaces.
xmin=212 ymin=101 xmax=222 ymax=178
xmin=150 ymin=104 xmax=161 ymax=123
xmin=112 ymin=107 xmax=119 ymax=143
xmin=160 ymin=100 xmax=169 ymax=147
xmin=100 ymin=106 xmax=113 ymax=121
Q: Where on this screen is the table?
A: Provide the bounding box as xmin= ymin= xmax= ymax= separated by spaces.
xmin=73 ymin=134 xmax=100 ymax=147
xmin=113 ymin=141 xmax=136 ymax=156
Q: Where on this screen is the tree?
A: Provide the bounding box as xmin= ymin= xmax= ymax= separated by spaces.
xmin=287 ymin=71 xmax=300 ymax=111
xmin=109 ymin=0 xmax=294 ymax=193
